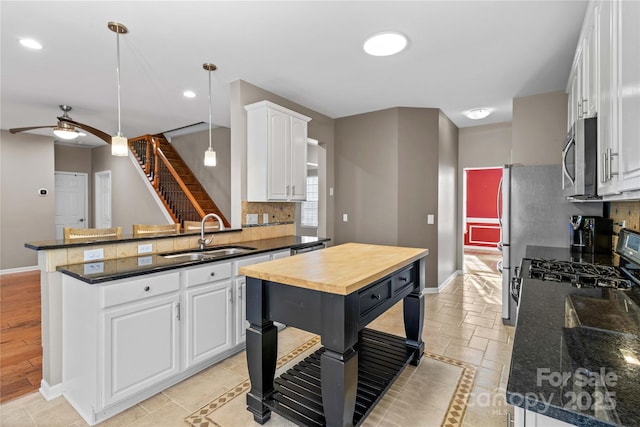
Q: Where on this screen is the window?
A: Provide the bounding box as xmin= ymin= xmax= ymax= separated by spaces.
xmin=301 ymin=175 xmax=318 ymax=227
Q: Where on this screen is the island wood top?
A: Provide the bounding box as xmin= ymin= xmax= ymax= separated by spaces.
xmin=239 ymin=242 xmax=428 ymax=295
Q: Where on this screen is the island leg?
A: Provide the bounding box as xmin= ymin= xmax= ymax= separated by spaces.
xmin=321 ymin=348 xmax=358 ymax=427
xmin=245 ymin=277 xmax=278 ymax=424
xmin=404 ymin=258 xmax=425 ymax=365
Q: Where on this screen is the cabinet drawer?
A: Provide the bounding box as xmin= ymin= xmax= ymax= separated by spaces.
xmin=392 ymin=266 xmax=415 ymax=295
xmin=359 ymin=278 xmax=391 ymax=316
xmin=234 ymin=254 xmax=271 ymax=276
xmin=101 ymin=272 xmax=180 ymax=308
xmin=185 ymin=262 xmax=232 ymax=288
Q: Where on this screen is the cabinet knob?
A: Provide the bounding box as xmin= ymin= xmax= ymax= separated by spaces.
xmin=210 ymin=272 xmax=216 ymax=277
xmin=144 ymin=286 xmax=150 ymax=292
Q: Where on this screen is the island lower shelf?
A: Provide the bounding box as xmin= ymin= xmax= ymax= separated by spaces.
xmin=268 ymin=329 xmax=417 ymax=427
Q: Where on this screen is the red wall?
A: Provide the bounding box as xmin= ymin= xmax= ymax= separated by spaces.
xmin=465 ymin=168 xmax=502 ymax=248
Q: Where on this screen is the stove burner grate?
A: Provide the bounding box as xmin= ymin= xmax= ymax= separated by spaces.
xmin=528 ymin=259 xmax=633 ymax=289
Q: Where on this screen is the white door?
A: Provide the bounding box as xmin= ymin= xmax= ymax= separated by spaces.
xmin=55 ymin=172 xmax=88 ymax=239
xmin=95 ymin=170 xmax=112 ymax=228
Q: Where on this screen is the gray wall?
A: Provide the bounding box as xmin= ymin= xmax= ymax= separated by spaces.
xmin=334 ymin=107 xmax=458 ymax=288
xmin=437 ymin=112 xmax=459 ymax=284
xmin=171 ymin=127 xmax=231 ymax=219
xmin=1 ymin=130 xmax=55 ymax=269
xmin=230 ymin=80 xmax=335 ymax=240
xmin=335 ymin=108 xmax=399 ymax=245
xmin=512 ymin=90 xmax=567 ymax=165
xmin=92 ymin=145 xmax=167 ymax=232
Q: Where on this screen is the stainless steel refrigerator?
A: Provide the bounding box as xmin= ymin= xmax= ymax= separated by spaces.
xmin=498 ymin=164 xmax=603 ymax=325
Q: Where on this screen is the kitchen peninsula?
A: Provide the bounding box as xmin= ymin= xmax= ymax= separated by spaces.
xmin=24 ymin=224 xmax=328 ymax=422
xmin=239 ymin=243 xmax=428 ymax=427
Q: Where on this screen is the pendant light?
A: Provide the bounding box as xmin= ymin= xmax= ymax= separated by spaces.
xmin=203 ymin=63 xmax=217 ymax=167
xmin=108 ymin=22 xmax=129 ymax=156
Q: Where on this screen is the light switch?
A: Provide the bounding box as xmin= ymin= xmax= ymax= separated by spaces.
xmin=246 ymin=214 xmax=258 ymax=225
xmin=330 ymin=187 xmax=334 ymax=196
xmin=343 ymin=214 xmax=348 ymax=222
xmin=427 ymin=214 xmax=435 ymax=225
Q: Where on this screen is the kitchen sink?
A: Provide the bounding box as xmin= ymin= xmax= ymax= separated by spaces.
xmin=161 ymin=245 xmax=256 ymax=261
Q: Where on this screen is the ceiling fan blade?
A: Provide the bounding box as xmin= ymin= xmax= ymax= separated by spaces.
xmin=58 ymin=117 xmax=112 ymax=144
xmin=9 ymin=125 xmax=55 ymax=134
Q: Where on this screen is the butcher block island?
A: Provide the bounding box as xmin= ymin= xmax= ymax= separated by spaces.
xmin=239 ymin=243 xmax=429 ymax=427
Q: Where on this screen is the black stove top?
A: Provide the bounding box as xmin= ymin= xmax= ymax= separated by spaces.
xmin=528 ymin=259 xmax=634 ymax=290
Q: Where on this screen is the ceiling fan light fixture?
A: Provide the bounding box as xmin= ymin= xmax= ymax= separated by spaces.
xmin=203 ymin=63 xmax=217 ymax=167
xmin=464 ymin=108 xmax=492 ymax=120
xmin=363 ymin=31 xmax=408 ymax=56
xmin=53 ymin=127 xmax=79 ymax=140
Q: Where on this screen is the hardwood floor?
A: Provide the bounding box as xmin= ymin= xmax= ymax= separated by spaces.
xmin=0 ymin=270 xmax=42 ymax=403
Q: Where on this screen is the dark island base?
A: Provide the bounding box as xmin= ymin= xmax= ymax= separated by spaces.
xmin=265 ymin=329 xmax=419 ymax=426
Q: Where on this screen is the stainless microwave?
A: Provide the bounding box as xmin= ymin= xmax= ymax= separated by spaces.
xmin=562 ymin=117 xmax=598 ymax=199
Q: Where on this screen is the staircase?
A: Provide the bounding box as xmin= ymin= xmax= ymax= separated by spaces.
xmin=128 ymin=134 xmax=230 ymax=228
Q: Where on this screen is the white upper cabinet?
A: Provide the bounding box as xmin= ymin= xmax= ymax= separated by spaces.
xmin=572 ymin=0 xmax=640 ymax=197
xmin=245 ymin=101 xmax=312 ymax=202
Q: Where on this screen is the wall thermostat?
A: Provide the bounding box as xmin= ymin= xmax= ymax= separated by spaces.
xmin=38 ymin=188 xmax=48 ymax=196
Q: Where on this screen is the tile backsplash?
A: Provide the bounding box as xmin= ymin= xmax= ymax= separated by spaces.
xmin=242 ymin=201 xmax=295 ymax=225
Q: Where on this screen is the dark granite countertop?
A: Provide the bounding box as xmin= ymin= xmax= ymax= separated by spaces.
xmin=57 ymin=236 xmax=329 ymax=284
xmin=507 ymin=246 xmax=640 ymax=426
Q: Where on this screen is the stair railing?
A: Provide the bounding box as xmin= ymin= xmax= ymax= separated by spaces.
xmin=129 ymin=135 xmax=206 ymax=224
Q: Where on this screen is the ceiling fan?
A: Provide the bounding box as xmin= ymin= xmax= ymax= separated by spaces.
xmin=9 ymin=105 xmax=111 ymax=143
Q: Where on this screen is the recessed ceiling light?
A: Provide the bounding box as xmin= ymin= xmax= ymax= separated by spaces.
xmin=464 ymin=108 xmax=492 ymax=120
xmin=363 ymin=32 xmax=408 ymax=56
xmin=19 ymin=38 xmax=43 ymax=50
xmin=183 ymin=90 xmax=196 ymax=98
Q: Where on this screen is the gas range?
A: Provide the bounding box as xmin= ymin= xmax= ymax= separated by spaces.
xmin=528 ymin=259 xmax=633 ymax=289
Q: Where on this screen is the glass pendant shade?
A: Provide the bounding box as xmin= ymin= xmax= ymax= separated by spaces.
xmin=111 ymin=135 xmax=128 ymax=156
xmin=204 ymin=147 xmax=216 ymax=166
xmin=53 ymin=128 xmax=79 ymax=140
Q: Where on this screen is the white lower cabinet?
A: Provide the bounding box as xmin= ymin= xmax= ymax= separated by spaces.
xmin=513 ymin=407 xmax=576 ymax=427
xmin=103 ymin=293 xmax=180 ymax=407
xmin=62 ymin=249 xmax=289 ymax=425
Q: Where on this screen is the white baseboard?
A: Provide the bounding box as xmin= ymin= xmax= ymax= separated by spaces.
xmin=0 ymin=265 xmax=39 ymax=275
xmin=423 ymin=270 xmax=463 ymax=294
xmin=40 ymin=379 xmax=63 ymax=401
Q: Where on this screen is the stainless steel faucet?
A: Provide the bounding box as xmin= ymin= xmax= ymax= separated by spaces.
xmin=198 ymin=213 xmax=225 ymax=250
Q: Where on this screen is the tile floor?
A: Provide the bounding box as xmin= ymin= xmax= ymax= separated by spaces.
xmin=0 ymin=251 xmax=513 ymax=427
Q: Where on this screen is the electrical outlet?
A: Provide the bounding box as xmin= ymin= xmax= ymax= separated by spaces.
xmin=138 ymin=256 xmax=153 ymax=266
xmin=263 ymin=213 xmax=269 ymax=224
xmin=84 ymin=248 xmax=104 ymax=261
xmin=343 ymin=214 xmax=348 ymax=222
xmin=83 ymin=262 xmax=104 ymax=275
xmin=138 ymin=243 xmax=153 ymax=254
xmin=246 ymin=214 xmax=258 ymax=225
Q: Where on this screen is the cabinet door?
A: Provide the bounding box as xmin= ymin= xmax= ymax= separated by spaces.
xmin=597 ymin=0 xmax=619 ymax=195
xmin=289 ymin=116 xmax=308 ymax=201
xmin=103 ymin=294 xmax=180 ymax=406
xmin=234 ymin=277 xmax=247 ymax=345
xmin=184 ymin=281 xmax=233 ymax=368
xmin=582 ymin=8 xmax=598 ymax=117
xmin=616 ymin=0 xmax=640 ymax=192
xmin=267 ymin=109 xmax=290 ymax=200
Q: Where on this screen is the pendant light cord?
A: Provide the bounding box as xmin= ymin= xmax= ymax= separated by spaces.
xmin=116 ymin=31 xmax=122 ymax=137
xmin=208 ymin=68 xmax=212 ymax=150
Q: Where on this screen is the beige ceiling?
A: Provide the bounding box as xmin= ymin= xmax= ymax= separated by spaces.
xmin=1 ymin=1 xmax=587 ymax=147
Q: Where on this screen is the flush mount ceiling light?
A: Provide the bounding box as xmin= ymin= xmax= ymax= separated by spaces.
xmin=363 ymin=31 xmax=408 ymax=56
xmin=464 ymin=108 xmax=492 ymax=120
xmin=19 ymin=38 xmax=42 ymax=50
xmin=108 ymin=21 xmax=129 ymax=156
xmin=183 ymin=90 xmax=196 ymax=98
xmin=203 ymin=63 xmax=217 ymax=167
